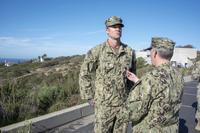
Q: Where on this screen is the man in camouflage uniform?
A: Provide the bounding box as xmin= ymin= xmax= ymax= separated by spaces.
xmin=192 ymin=60 xmax=200 ymax=131
xmin=114 ymin=37 xmax=184 ymax=133
xmin=79 ymin=16 xmax=136 ymax=133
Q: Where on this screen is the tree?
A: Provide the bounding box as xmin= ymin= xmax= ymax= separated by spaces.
xmin=176 ymin=44 xmax=194 ymax=48
xmin=42 ymin=54 xmax=47 ymax=59
xmin=136 ymin=57 xmax=147 ymax=69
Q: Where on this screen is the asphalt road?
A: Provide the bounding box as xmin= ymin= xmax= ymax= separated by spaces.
xmin=51 ymin=80 xmax=199 ymax=133
xmin=179 ymin=80 xmax=199 ymax=133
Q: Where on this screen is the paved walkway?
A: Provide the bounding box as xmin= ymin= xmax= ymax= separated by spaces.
xmin=179 ymin=80 xmax=199 ymax=133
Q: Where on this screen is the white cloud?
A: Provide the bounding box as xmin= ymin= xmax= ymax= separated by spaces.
xmin=0 ymin=36 xmax=95 ymax=58
xmin=0 ymin=36 xmax=32 ymax=47
xmin=0 ymin=28 xmax=105 ymax=58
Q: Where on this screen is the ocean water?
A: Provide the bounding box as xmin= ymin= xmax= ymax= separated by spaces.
xmin=0 ymin=58 xmax=29 ymax=63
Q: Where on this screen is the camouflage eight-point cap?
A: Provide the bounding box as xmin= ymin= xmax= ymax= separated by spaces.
xmin=105 ymin=16 xmax=124 ymax=27
xmin=144 ymin=37 xmax=175 ymax=51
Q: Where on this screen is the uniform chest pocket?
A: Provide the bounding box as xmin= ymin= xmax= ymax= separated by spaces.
xmin=101 ymin=59 xmax=115 ymax=73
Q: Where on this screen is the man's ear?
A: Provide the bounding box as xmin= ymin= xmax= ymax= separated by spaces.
xmin=153 ymin=49 xmax=157 ymax=58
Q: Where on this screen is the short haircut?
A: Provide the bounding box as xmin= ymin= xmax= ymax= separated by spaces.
xmin=155 ymin=48 xmax=174 ymax=60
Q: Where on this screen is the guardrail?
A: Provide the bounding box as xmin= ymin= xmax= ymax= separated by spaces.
xmin=0 ymin=103 xmax=94 ymax=133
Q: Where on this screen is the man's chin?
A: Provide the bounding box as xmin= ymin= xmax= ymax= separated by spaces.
xmin=115 ymin=35 xmax=121 ymax=38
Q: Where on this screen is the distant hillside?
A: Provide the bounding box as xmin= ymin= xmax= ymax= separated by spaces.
xmin=0 ymin=55 xmax=86 ymax=127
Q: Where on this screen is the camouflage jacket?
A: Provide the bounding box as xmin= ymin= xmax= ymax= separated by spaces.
xmin=115 ymin=64 xmax=184 ymax=133
xmin=79 ymin=41 xmax=136 ymax=106
xmin=192 ymin=61 xmax=200 ymax=82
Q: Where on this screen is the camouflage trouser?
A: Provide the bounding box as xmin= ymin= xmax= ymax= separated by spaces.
xmin=94 ymin=104 xmax=127 ymax=133
xmin=196 ymin=83 xmax=200 ymax=119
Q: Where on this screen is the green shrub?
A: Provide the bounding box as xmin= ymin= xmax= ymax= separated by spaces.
xmin=136 ymin=57 xmax=148 ymax=69
xmin=0 ymin=56 xmax=85 ymax=127
xmin=37 ymin=86 xmax=64 ymax=113
xmin=48 ymin=101 xmax=67 ymax=113
xmin=179 ymin=67 xmax=193 ymax=76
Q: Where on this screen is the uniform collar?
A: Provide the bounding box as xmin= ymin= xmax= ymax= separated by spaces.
xmin=157 ymin=63 xmax=171 ymax=69
xmin=105 ymin=41 xmax=126 ymax=55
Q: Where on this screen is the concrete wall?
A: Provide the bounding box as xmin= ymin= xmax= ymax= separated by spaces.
xmin=0 ymin=103 xmax=94 ymax=133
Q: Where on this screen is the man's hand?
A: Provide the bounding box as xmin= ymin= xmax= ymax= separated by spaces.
xmin=126 ymin=70 xmax=139 ymax=83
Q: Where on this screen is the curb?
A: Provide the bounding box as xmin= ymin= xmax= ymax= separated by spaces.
xmin=0 ymin=103 xmax=94 ymax=133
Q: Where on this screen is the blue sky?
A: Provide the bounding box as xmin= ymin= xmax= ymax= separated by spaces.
xmin=0 ymin=0 xmax=200 ymax=58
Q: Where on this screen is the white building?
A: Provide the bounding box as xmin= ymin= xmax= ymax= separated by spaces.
xmin=4 ymin=60 xmax=10 ymax=67
xmin=136 ymin=51 xmax=151 ymax=64
xmin=171 ymin=48 xmax=197 ymax=67
xmin=136 ymin=48 xmax=197 ymax=67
